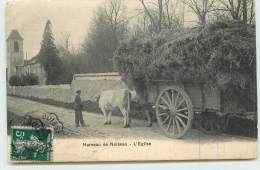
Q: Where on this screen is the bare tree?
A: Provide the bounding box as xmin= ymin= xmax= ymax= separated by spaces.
xmin=164 ymin=0 xmax=183 ymax=28
xmin=81 ymin=0 xmax=128 ymax=73
xmin=139 ymin=0 xmax=157 ymax=31
xmin=104 ymin=0 xmax=127 ymax=31
xmin=220 ymin=0 xmax=242 ymax=20
xmin=182 ymin=0 xmax=217 ymax=25
xmin=63 ymin=32 xmax=71 ymax=51
xmin=220 ymin=0 xmax=254 ymax=24
xmin=138 ymin=0 xmax=182 ymax=33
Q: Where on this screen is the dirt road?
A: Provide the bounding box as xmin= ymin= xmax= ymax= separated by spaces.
xmin=7 ymin=96 xmax=258 ymax=161
xmin=7 ymin=96 xmax=257 ymax=142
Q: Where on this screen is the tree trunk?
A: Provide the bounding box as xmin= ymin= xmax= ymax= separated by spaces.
xmin=158 ymin=0 xmax=163 ymax=32
xmin=242 ymin=0 xmax=248 ymax=24
xmin=200 ymin=14 xmax=206 ymax=25
xmin=249 ymin=0 xmax=254 ymax=24
xmin=139 ymin=0 xmax=155 ymax=31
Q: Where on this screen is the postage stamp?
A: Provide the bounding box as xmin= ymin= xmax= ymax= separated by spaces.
xmin=11 ymin=126 xmax=53 ymax=162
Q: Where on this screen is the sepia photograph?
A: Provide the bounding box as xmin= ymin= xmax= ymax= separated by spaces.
xmin=5 ymin=0 xmax=257 ymax=162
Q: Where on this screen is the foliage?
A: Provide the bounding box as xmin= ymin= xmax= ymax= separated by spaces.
xmin=56 ymin=46 xmax=83 ymax=83
xmin=38 ymin=20 xmax=63 ymax=85
xmin=21 ymin=73 xmax=39 ymax=86
xmin=9 ymin=75 xmax=21 ymax=86
xmin=9 ymin=73 xmax=39 ymax=86
xmin=114 ymin=21 xmax=256 ymax=112
xmin=81 ymin=2 xmax=128 ymax=73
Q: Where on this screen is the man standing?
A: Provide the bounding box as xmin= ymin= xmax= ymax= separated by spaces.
xmin=74 ymin=90 xmax=86 ymax=127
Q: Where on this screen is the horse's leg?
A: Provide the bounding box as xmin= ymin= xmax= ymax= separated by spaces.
xmin=101 ymin=107 xmax=108 ymax=125
xmin=145 ymin=109 xmax=152 ymax=127
xmin=127 ymin=111 xmax=131 ymax=127
xmin=126 ymin=95 xmax=131 ymax=127
xmin=120 ymin=107 xmax=127 ymax=128
xmin=125 ymin=109 xmax=130 ymax=127
xmin=108 ymin=111 xmax=112 ymax=124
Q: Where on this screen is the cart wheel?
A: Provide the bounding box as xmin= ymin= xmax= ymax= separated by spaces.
xmin=195 ymin=113 xmax=226 ymax=134
xmin=155 ymin=86 xmax=193 ymax=139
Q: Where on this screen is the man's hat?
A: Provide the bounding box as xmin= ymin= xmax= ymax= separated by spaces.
xmin=76 ymin=90 xmax=81 ymax=93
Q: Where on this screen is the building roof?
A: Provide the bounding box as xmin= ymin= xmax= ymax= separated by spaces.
xmin=7 ymin=29 xmax=23 ymax=40
xmin=24 ymin=56 xmax=38 ymax=65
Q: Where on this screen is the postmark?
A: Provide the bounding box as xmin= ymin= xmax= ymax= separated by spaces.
xmin=9 ymin=110 xmax=64 ymax=133
xmin=11 ymin=126 xmax=53 ymax=162
xmin=42 ymin=112 xmax=64 ymax=133
xmin=9 ymin=114 xmax=45 ymax=129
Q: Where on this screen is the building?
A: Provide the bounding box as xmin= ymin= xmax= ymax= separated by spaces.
xmin=6 ymin=30 xmax=46 ymax=85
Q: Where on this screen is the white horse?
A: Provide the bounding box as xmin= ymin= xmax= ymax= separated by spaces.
xmin=98 ymin=89 xmax=131 ymax=128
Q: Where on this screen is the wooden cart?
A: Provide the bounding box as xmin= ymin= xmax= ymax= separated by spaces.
xmin=144 ymin=80 xmax=225 ymax=139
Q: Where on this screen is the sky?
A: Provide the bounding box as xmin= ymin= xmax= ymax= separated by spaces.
xmin=5 ymin=0 xmax=196 ymax=59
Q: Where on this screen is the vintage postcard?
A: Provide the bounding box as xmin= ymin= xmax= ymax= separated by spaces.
xmin=6 ymin=0 xmax=257 ymax=163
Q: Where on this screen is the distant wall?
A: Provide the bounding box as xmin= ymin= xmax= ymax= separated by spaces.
xmin=71 ymin=72 xmax=126 ymax=101
xmin=7 ymin=72 xmax=126 ymax=103
xmin=8 ymin=85 xmax=72 ymax=103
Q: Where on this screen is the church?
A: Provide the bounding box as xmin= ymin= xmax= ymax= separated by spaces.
xmin=6 ymin=29 xmax=47 ymax=85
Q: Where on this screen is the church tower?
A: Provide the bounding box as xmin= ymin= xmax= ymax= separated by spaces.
xmin=6 ymin=29 xmax=24 ymax=81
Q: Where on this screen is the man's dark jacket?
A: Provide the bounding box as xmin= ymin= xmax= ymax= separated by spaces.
xmin=74 ymin=95 xmax=83 ymax=110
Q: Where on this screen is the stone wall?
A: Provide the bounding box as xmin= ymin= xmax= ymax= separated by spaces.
xmin=8 ymin=85 xmax=72 ymax=103
xmin=7 ymin=73 xmax=126 ymax=103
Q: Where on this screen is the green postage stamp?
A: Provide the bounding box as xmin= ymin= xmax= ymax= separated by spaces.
xmin=11 ymin=127 xmax=53 ymax=162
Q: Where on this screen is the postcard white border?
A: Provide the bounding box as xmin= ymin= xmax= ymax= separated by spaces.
xmin=0 ymin=0 xmax=259 ymax=169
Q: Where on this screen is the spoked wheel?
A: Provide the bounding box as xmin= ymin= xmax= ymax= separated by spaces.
xmin=195 ymin=113 xmax=226 ymax=134
xmin=155 ymin=86 xmax=193 ymax=139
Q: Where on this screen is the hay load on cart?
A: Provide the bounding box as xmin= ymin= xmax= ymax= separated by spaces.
xmin=114 ymin=21 xmax=256 ymax=138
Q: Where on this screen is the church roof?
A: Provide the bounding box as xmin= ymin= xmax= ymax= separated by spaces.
xmin=7 ymin=29 xmax=23 ymax=40
xmin=24 ymin=55 xmax=39 ymax=65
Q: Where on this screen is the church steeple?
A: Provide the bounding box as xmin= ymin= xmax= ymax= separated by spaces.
xmin=7 ymin=29 xmax=23 ymax=41
xmin=6 ymin=29 xmax=24 ymax=81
